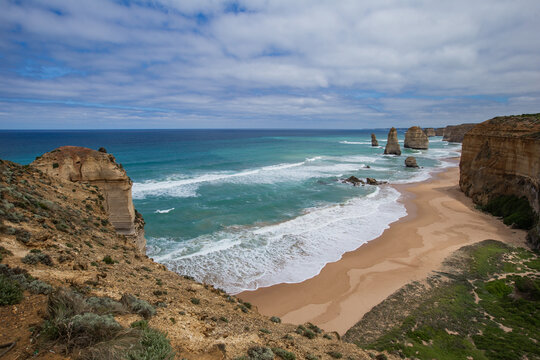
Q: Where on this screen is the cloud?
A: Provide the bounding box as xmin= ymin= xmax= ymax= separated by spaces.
xmin=0 ymin=0 xmax=539 ymax=128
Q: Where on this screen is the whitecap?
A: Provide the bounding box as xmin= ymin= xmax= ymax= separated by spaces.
xmin=154 ymin=208 xmax=175 ymax=214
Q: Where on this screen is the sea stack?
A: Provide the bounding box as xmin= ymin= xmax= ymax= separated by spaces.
xmin=32 ymin=146 xmax=146 ymax=251
xmin=383 ymin=127 xmax=401 ymax=155
xmin=404 ymin=126 xmax=429 ymax=149
xmin=371 ymin=133 xmax=379 ymax=146
xmin=424 ymin=128 xmax=436 ymax=137
xmin=405 ymin=156 xmax=419 ymax=168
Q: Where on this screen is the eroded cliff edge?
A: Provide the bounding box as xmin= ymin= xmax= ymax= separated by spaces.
xmin=459 ymin=114 xmax=540 ymax=247
xmin=32 ymin=146 xmax=146 ymax=251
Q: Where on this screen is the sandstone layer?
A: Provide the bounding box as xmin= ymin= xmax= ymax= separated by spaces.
xmin=371 ymin=133 xmax=379 ymax=146
xmin=383 ymin=127 xmax=401 ymax=155
xmin=32 ymin=146 xmax=145 ymax=251
xmin=459 ymin=114 xmax=540 ymax=247
xmin=423 ymin=128 xmax=436 ymax=137
xmin=404 ymin=126 xmax=429 ymax=149
xmin=443 ymin=123 xmax=476 ymax=142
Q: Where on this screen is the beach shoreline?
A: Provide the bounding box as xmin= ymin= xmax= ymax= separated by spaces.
xmin=238 ymin=160 xmax=528 ymax=335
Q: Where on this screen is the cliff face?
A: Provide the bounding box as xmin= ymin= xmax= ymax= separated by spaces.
xmin=32 ymin=146 xmax=145 ymax=251
xmin=459 ymin=114 xmax=540 ymax=247
xmin=443 ymin=123 xmax=476 ymax=142
xmin=435 ymin=128 xmax=445 ymax=136
xmin=404 ymin=126 xmax=429 ymax=149
xmin=384 ymin=127 xmax=401 ymax=155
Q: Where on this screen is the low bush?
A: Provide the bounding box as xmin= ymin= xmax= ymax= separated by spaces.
xmin=247 ymin=346 xmax=274 ymax=360
xmin=126 ymin=327 xmax=175 ymax=360
xmin=121 ymin=294 xmax=156 ymax=319
xmin=270 ymin=316 xmax=281 ymax=323
xmin=481 ymin=195 xmax=535 ymax=229
xmin=272 ymin=347 xmax=296 ymax=360
xmin=0 ymin=273 xmax=23 ymax=305
xmin=28 ymin=279 xmax=53 ymax=294
xmin=22 ymin=252 xmax=53 ymax=266
xmin=85 ymin=296 xmax=125 ymax=314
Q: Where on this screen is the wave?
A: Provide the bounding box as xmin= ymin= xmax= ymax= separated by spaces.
xmin=150 ymin=186 xmax=406 ymax=294
xmin=339 ymin=140 xmax=371 ymax=145
xmin=155 ymin=208 xmax=175 ymax=214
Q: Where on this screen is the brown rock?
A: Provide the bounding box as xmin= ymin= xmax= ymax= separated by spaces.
xmin=383 ymin=127 xmax=401 ymax=155
xmin=32 ymin=146 xmax=146 ymax=251
xmin=443 ymin=123 xmax=476 ymax=142
xmin=366 ymin=178 xmax=387 ymax=185
xmin=404 ymin=126 xmax=429 ymax=149
xmin=423 ymin=128 xmax=436 ymax=137
xmin=371 ymin=133 xmax=379 ymax=146
xmin=459 ymin=114 xmax=540 ymax=248
xmin=342 ymin=176 xmax=364 ymax=186
xmin=435 ymin=128 xmax=445 ymax=136
xmin=405 ymin=156 xmax=419 ymax=168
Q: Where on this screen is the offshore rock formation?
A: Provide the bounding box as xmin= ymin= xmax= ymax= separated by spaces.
xmin=405 ymin=156 xmax=419 ymax=168
xmin=435 ymin=128 xmax=445 ymax=136
xmin=404 ymin=126 xmax=429 ymax=149
xmin=443 ymin=123 xmax=476 ymax=142
xmin=32 ymin=146 xmax=145 ymax=251
xmin=459 ymin=114 xmax=540 ymax=247
xmin=371 ymin=133 xmax=379 ymax=146
xmin=424 ymin=128 xmax=436 ymax=137
xmin=384 ymin=127 xmax=401 ymax=155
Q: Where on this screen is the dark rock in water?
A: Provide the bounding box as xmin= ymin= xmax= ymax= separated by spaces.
xmin=364 ymin=165 xmax=371 ymax=169
xmin=383 ymin=127 xmax=401 ymax=155
xmin=342 ymin=176 xmax=364 ymax=186
xmin=405 ymin=156 xmax=419 ymax=168
xmin=371 ymin=133 xmax=379 ymax=146
xmin=366 ymin=177 xmax=388 ymax=185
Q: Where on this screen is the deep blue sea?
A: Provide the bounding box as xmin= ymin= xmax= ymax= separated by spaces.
xmin=0 ymin=129 xmax=460 ymax=293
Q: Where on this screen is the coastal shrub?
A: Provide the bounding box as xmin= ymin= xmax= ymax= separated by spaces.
xmin=85 ymin=296 xmax=125 ymax=314
xmin=190 ymin=297 xmax=200 ymax=305
xmin=102 ymin=255 xmax=115 ymax=264
xmin=22 ymin=252 xmax=53 ymax=266
xmin=326 ymin=351 xmax=343 ymax=359
xmin=303 ymin=328 xmax=316 ymax=339
xmin=259 ymin=328 xmax=271 ymax=334
xmin=247 ymin=346 xmax=274 ymax=360
xmin=270 ymin=316 xmax=281 ymax=323
xmin=481 ymin=195 xmax=535 ymax=229
xmin=121 ymin=294 xmax=156 ymax=319
xmin=306 ymin=354 xmax=320 ymax=360
xmin=126 ymin=327 xmax=175 ymax=360
xmin=484 ymin=279 xmax=512 ymax=298
xmin=28 ymin=279 xmax=53 ymax=294
xmin=272 ymin=347 xmax=296 ymax=360
xmin=0 ymin=273 xmax=23 ymax=305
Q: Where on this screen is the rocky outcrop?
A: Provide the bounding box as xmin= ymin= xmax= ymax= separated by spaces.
xmin=343 ymin=176 xmax=364 ymax=186
xmin=32 ymin=146 xmax=145 ymax=251
xmin=404 ymin=126 xmax=429 ymax=149
xmin=424 ymin=128 xmax=436 ymax=137
xmin=443 ymin=123 xmax=476 ymax=142
xmin=371 ymin=133 xmax=379 ymax=146
xmin=405 ymin=157 xmax=419 ymax=168
xmin=383 ymin=127 xmax=401 ymax=155
xmin=459 ymin=114 xmax=540 ymax=248
xmin=366 ymin=178 xmax=388 ymax=185
xmin=435 ymin=128 xmax=445 ymax=136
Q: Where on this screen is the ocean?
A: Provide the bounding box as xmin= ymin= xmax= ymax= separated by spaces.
xmin=0 ymin=129 xmax=461 ymax=293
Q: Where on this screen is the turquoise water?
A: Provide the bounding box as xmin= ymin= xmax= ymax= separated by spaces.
xmin=0 ymin=129 xmax=460 ymax=293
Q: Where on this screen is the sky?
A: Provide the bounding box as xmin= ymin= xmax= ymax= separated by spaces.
xmin=0 ymin=0 xmax=539 ymax=129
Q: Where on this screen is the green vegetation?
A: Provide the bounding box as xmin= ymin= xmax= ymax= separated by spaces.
xmin=0 ymin=273 xmax=23 ymax=305
xmin=102 ymin=255 xmax=115 ymax=264
xmin=22 ymin=252 xmax=53 ymax=266
xmin=271 ymin=347 xmax=296 ymax=360
xmin=326 ymin=351 xmax=343 ymax=359
xmin=480 ymin=195 xmax=535 ymax=230
xmin=349 ymin=241 xmax=540 ymax=360
xmin=247 ymin=346 xmax=274 ymax=360
xmin=39 ymin=288 xmax=172 ymax=359
xmin=270 ymin=316 xmax=281 ymax=323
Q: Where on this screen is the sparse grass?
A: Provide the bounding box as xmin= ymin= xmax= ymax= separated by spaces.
xmin=326 ymin=351 xmax=343 ymax=359
xmin=272 ymin=347 xmax=296 ymax=360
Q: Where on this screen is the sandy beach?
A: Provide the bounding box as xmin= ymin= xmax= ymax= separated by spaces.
xmin=239 ymin=162 xmax=528 ymax=335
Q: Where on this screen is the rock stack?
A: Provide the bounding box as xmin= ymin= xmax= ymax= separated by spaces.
xmin=383 ymin=127 xmax=401 ymax=155
xmin=32 ymin=146 xmax=146 ymax=251
xmin=404 ymin=126 xmax=429 ymax=149
xmin=424 ymin=128 xmax=436 ymax=137
xmin=371 ymin=133 xmax=379 ymax=146
xmin=405 ymin=156 xmax=419 ymax=168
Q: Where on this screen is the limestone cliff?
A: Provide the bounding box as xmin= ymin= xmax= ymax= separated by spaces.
xmin=31 ymin=146 xmax=145 ymax=251
xmin=423 ymin=128 xmax=436 ymax=137
xmin=459 ymin=114 xmax=540 ymax=247
xmin=435 ymin=128 xmax=444 ymax=136
xmin=443 ymin=123 xmax=476 ymax=142
xmin=404 ymin=126 xmax=429 ymax=149
xmin=383 ymin=127 xmax=401 ymax=155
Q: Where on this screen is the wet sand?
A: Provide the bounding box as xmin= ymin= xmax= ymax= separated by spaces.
xmin=239 ymin=164 xmax=527 ymax=335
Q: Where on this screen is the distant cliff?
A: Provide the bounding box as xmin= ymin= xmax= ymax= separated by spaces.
xmin=459 ymin=114 xmax=540 ymax=247
xmin=32 ymin=146 xmax=145 ymax=251
xmin=443 ymin=123 xmax=476 ymax=142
